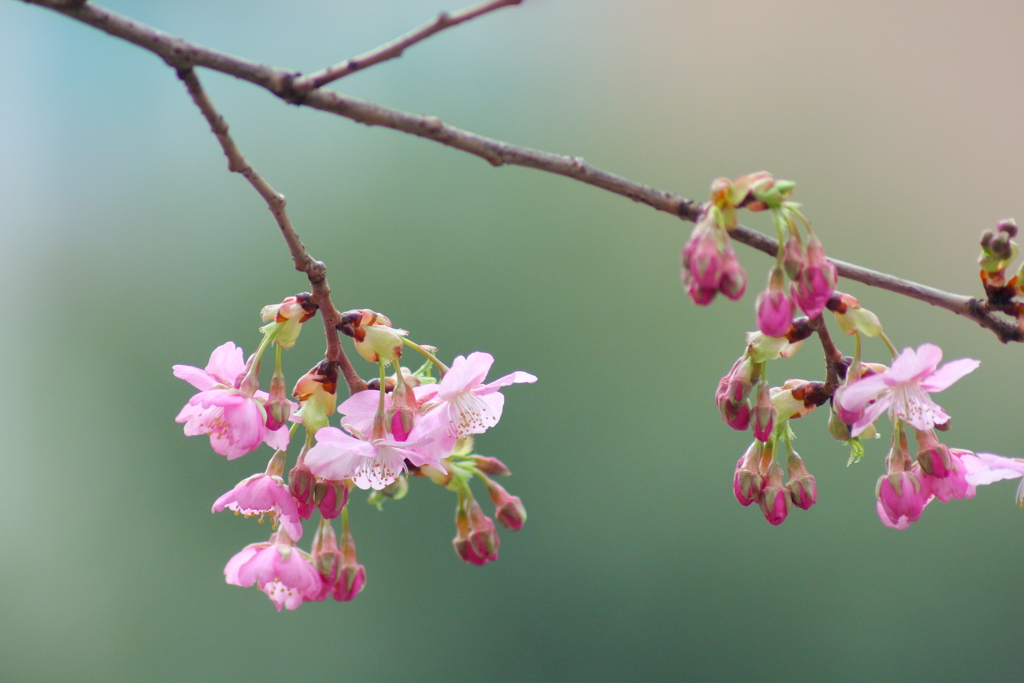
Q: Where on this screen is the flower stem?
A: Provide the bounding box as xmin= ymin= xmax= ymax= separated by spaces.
xmin=402 ymin=338 xmax=449 ymax=376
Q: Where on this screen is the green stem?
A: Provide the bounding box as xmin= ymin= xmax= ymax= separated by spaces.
xmin=403 ymin=338 xmax=449 ymax=376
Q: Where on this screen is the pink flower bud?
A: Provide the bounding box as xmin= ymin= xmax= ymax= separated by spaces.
xmin=781 ymin=235 xmax=805 ymax=280
xmin=877 ymin=469 xmax=930 ymax=526
xmin=472 ymin=456 xmax=511 ymax=477
xmin=288 ymin=463 xmax=318 ymax=520
xmin=265 ymin=367 xmax=292 ymax=432
xmin=915 ymin=429 xmax=952 ymax=479
xmin=484 ymin=478 xmax=526 ymax=531
xmin=718 ymin=241 xmax=747 ymax=301
xmin=785 ymin=451 xmax=817 ymax=511
xmin=733 ymin=441 xmax=764 ymax=506
xmin=755 ymin=268 xmax=794 ymax=337
xmin=758 ymin=461 xmax=791 ymax=526
xmin=752 ymin=381 xmax=774 ymax=442
xmin=791 ymin=234 xmax=837 ymax=318
xmin=928 ymin=449 xmax=976 ymax=503
xmin=686 ymin=222 xmax=723 ymax=290
xmin=453 ymin=497 xmax=500 ymax=566
xmin=316 ymin=480 xmax=350 ymax=520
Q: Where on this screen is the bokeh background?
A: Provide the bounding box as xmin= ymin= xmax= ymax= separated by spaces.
xmin=3 ymin=1 xmax=1024 ymax=681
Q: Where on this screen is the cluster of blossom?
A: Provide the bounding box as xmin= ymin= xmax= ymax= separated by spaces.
xmin=174 ymin=296 xmax=535 ymax=609
xmin=689 ymin=174 xmax=1024 ymax=528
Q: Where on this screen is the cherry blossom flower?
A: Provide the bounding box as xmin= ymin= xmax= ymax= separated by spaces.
xmin=835 ymin=343 xmax=979 ymax=437
xmin=173 ymin=342 xmax=290 ymax=459
xmin=224 ymin=532 xmax=322 ymax=611
xmin=212 ymin=472 xmax=304 ymax=541
xmin=430 ymin=352 xmax=537 ymax=438
xmin=304 ymin=426 xmax=439 ymax=490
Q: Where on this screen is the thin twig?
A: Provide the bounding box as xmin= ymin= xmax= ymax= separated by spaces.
xmin=176 ymin=67 xmax=366 ymax=394
xmin=293 ymin=0 xmax=522 ymax=91
xmin=20 ymin=0 xmax=1023 ymax=344
xmin=807 ymin=314 xmax=847 ymax=394
xmin=729 ymin=225 xmax=1024 ymax=343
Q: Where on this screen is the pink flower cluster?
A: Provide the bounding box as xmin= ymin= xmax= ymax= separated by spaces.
xmin=733 ymin=441 xmax=817 ymax=526
xmin=305 ymin=352 xmax=536 ymax=491
xmin=176 ymin=313 xmax=536 ymax=610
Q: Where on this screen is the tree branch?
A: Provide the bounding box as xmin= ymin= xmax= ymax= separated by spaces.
xmin=292 ymin=0 xmax=522 ymax=91
xmin=21 ymin=0 xmax=1023 ymax=344
xmin=176 ymin=66 xmax=366 ymax=395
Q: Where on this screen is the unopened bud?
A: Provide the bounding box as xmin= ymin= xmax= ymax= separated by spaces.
xmin=315 ymin=480 xmax=349 ymax=520
xmin=484 ymin=478 xmax=526 ymax=531
xmin=758 ymin=461 xmax=791 ymax=526
xmin=785 ymin=451 xmax=817 ymax=511
xmin=828 ymin=409 xmax=851 ymax=441
xmin=265 ymin=367 xmax=292 ymax=431
xmin=292 ymin=360 xmax=339 ymax=431
xmin=472 ymin=456 xmax=512 ymax=477
xmin=288 ymin=463 xmax=317 ymax=520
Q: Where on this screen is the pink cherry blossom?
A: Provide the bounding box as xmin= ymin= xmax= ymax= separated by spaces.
xmin=173 ymin=342 xmax=290 ymax=459
xmin=212 ymin=473 xmax=304 ymax=541
xmin=835 ymin=343 xmax=979 ymax=437
xmin=432 ymin=352 xmax=537 ymax=438
xmin=961 ymin=452 xmax=1024 ymax=504
xmin=304 ymin=426 xmax=439 ymax=490
xmin=224 ymin=533 xmax=322 ymax=611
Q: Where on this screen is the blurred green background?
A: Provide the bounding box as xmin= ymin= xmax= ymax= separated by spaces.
xmin=3 ymin=1 xmax=1024 ymax=681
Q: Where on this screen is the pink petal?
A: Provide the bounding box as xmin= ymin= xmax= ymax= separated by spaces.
xmin=439 ymin=352 xmax=494 ymax=398
xmin=836 ymin=374 xmax=889 ymax=412
xmin=919 ymin=358 xmax=980 ymax=393
xmin=850 ymin=394 xmax=891 ymax=437
xmin=887 ymin=345 xmax=941 ymax=384
xmin=172 ymin=364 xmax=218 ymax=391
xmin=263 ymin=424 xmax=290 ymax=451
xmin=962 ymin=453 xmax=1024 ymax=486
xmin=224 ymin=545 xmax=262 ymax=586
xmin=477 ymin=370 xmax=538 ymax=395
xmin=205 ymin=342 xmax=245 ymax=385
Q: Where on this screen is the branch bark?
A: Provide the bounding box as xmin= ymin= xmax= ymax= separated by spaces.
xmin=176 ymin=67 xmax=366 ymax=395
xmin=292 ymin=0 xmax=522 ymax=91
xmin=21 ymin=0 xmax=1023 ymax=344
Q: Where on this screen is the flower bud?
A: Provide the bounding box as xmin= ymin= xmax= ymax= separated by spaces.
xmin=260 ymin=293 xmax=318 ymax=349
xmin=781 ymin=234 xmax=805 ymax=280
xmin=265 ymin=367 xmax=292 ymax=432
xmin=338 ymin=309 xmax=408 ymax=364
xmin=718 ymin=241 xmax=747 ymax=301
xmin=472 ymin=456 xmax=511 ymax=477
xmin=733 ymin=441 xmax=764 ymax=506
xmin=453 ymin=496 xmax=500 ymax=566
xmin=828 ymin=409 xmax=851 ymax=441
xmin=791 ymin=234 xmax=837 ymax=319
xmin=315 ymin=480 xmax=350 ymax=520
xmin=829 ymin=293 xmax=883 ymax=337
xmin=785 ymin=451 xmax=817 ymax=511
xmin=914 ymin=429 xmax=952 ymax=479
xmin=484 ymin=478 xmax=526 ymax=531
xmin=758 ymin=461 xmax=791 ymax=526
xmin=288 ymin=463 xmax=318 ymax=520
xmin=752 ymin=381 xmax=774 ymax=442
xmin=292 ymin=360 xmax=339 ymax=432
xmin=755 ymin=267 xmax=794 ymax=337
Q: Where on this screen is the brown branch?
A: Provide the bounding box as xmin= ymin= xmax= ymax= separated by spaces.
xmin=728 ymin=225 xmax=1024 ymax=344
xmin=292 ymin=0 xmax=522 ymax=91
xmin=176 ymin=67 xmax=366 ymax=395
xmin=807 ymin=314 xmax=848 ymax=394
xmin=21 ymin=0 xmax=1023 ymax=344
